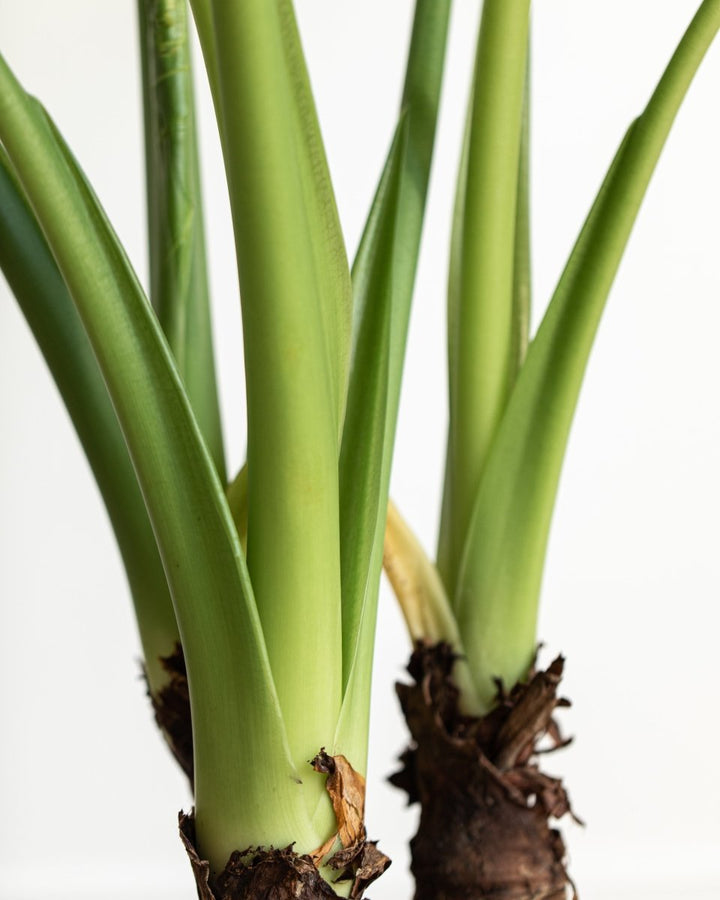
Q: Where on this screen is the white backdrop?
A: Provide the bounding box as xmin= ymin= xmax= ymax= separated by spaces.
xmin=1 ymin=2 xmax=719 ymax=898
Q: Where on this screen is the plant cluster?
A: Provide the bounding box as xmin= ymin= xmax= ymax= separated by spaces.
xmin=1 ymin=1 xmax=719 ymax=897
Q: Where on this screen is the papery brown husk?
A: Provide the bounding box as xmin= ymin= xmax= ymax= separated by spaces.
xmin=391 ymin=643 xmax=577 ymax=900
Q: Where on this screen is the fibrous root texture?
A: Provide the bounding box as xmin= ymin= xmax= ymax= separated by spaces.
xmin=390 ymin=643 xmax=578 ymax=900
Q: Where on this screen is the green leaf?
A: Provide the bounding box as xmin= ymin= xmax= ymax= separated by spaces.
xmin=138 ymin=0 xmax=226 ymax=482
xmin=0 ymin=57 xmax=322 ymax=866
xmin=193 ymin=3 xmax=349 ymax=804
xmin=0 ymin=149 xmax=177 ymax=696
xmin=455 ymin=0 xmax=720 ymax=711
xmin=277 ymin=0 xmax=353 ymax=435
xmin=334 ymin=119 xmax=406 ymax=772
xmin=437 ymin=0 xmax=532 ymax=602
xmin=335 ymin=0 xmax=452 ymax=769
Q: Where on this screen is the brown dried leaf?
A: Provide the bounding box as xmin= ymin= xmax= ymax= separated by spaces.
xmin=493 ymin=656 xmax=565 ymax=770
xmin=310 ymin=751 xmax=391 ymax=896
xmin=311 ymin=750 xmax=366 ymax=849
xmin=348 ymin=843 xmax=392 ymax=898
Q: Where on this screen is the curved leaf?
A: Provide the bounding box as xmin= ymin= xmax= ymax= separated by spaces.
xmin=194 ymin=2 xmax=349 ymax=793
xmin=0 ymin=150 xmax=177 ymax=695
xmin=0 ymin=57 xmax=320 ymax=865
xmin=438 ymin=0 xmax=532 ymax=601
xmin=456 ymin=0 xmax=720 ymax=711
xmin=336 ymin=0 xmax=452 ymax=768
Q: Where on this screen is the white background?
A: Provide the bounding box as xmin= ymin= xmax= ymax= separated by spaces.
xmin=1 ymin=2 xmax=720 ymax=898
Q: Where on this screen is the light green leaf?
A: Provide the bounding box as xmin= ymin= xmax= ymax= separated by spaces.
xmin=335 ymin=119 xmax=406 ymax=771
xmin=194 ymin=2 xmax=348 ymax=804
xmin=0 ymin=149 xmax=177 ymax=696
xmin=455 ymin=0 xmax=720 ymax=711
xmin=438 ymin=0 xmax=531 ymax=601
xmin=0 ymin=57 xmax=321 ymax=866
xmin=277 ymin=0 xmax=353 ymax=433
xmin=336 ymin=0 xmax=452 ymax=768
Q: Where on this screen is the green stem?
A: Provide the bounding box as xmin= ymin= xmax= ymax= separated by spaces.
xmin=0 ymin=61 xmax=321 ymax=868
xmin=456 ymin=0 xmax=720 ymax=710
xmin=138 ymin=0 xmax=226 ymax=482
xmin=438 ymin=0 xmax=531 ymax=603
xmin=199 ymin=2 xmax=348 ymax=815
xmin=335 ymin=0 xmax=453 ymax=770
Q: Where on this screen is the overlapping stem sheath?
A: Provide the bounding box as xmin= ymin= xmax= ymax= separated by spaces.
xmin=438 ymin=0 xmax=531 ymax=602
xmin=456 ymin=0 xmax=720 ymax=711
xmin=138 ymin=0 xmax=225 ymax=482
xmin=0 ymin=61 xmax=321 ymax=870
xmin=196 ymin=0 xmax=350 ymax=803
xmin=334 ymin=0 xmax=452 ymax=773
xmin=0 ymin=152 xmax=177 ymax=696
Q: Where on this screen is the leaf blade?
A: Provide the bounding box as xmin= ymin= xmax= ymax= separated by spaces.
xmin=456 ymin=0 xmax=720 ymax=710
xmin=0 ymin=58 xmax=320 ymax=865
xmin=198 ymin=1 xmax=349 ymax=799
xmin=0 ymin=149 xmax=177 ymax=695
xmin=336 ymin=0 xmax=452 ymax=767
xmin=437 ymin=0 xmax=532 ymax=601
